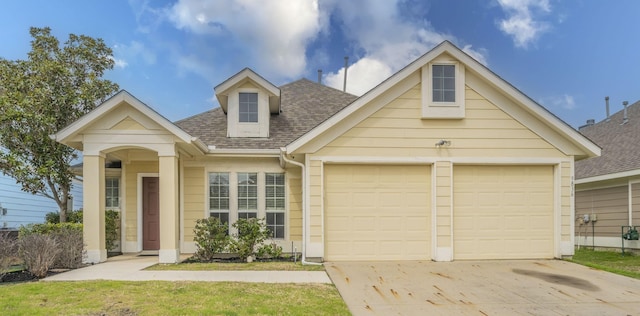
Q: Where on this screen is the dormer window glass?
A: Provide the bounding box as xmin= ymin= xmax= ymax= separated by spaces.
xmin=432 ymin=64 xmax=456 ymax=102
xmin=239 ymin=92 xmax=258 ymax=123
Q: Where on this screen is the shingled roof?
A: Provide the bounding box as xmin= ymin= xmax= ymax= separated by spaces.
xmin=576 ymin=100 xmax=640 ymax=179
xmin=174 ymin=78 xmax=357 ymax=150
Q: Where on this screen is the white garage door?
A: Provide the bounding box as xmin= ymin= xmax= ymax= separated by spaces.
xmin=324 ymin=164 xmax=430 ymax=261
xmin=453 ymin=165 xmax=554 ymax=260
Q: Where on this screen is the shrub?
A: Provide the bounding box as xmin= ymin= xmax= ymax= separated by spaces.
xmin=193 ymin=217 xmax=230 ymax=261
xmin=50 ymin=226 xmax=85 ymax=269
xmin=105 ymin=210 xmax=120 ymax=251
xmin=229 ymin=218 xmax=270 ymax=262
xmin=257 ymin=242 xmax=283 ymax=259
xmin=44 ymin=208 xmax=118 ymax=251
xmin=0 ymin=231 xmax=18 ymax=278
xmin=18 ymin=234 xmax=60 ymax=278
xmin=19 ymin=223 xmax=84 ymax=269
xmin=19 ymin=222 xmax=83 ymax=237
xmin=45 ymin=209 xmax=83 ymax=224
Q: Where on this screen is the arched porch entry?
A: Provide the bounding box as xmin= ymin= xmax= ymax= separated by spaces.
xmin=83 ymin=143 xmax=180 ymax=263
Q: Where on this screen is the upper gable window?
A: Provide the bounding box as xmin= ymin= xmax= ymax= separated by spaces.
xmin=432 ymin=65 xmax=456 ymax=102
xmin=422 ymin=61 xmax=465 ymax=119
xmin=239 ymin=92 xmax=258 ymax=123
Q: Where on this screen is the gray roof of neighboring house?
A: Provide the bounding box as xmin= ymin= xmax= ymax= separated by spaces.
xmin=576 ymin=100 xmax=640 ymax=179
xmin=174 ymin=78 xmax=357 ymax=150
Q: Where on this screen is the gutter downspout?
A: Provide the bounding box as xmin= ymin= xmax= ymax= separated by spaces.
xmin=279 ymin=148 xmax=321 ymax=266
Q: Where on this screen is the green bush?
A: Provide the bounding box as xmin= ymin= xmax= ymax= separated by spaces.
xmin=45 ymin=209 xmax=118 ymax=251
xmin=193 ymin=217 xmax=230 ymax=261
xmin=45 ymin=209 xmax=83 ymax=224
xmin=19 ymin=222 xmax=83 ymax=237
xmin=257 ymin=242 xmax=283 ymax=259
xmin=105 ymin=210 xmax=120 ymax=251
xmin=229 ymin=218 xmax=270 ymax=262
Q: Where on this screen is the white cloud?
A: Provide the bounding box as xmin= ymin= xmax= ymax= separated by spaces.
xmin=542 ymin=94 xmax=576 ymax=110
xmin=497 ymin=0 xmax=551 ymax=48
xmin=113 ymin=41 xmax=157 ymax=66
xmin=128 ymin=0 xmax=167 ymax=33
xmin=321 ymin=0 xmax=487 ymax=95
xmin=109 ymin=56 xmax=128 ymax=69
xmin=324 ymin=57 xmax=393 ymax=95
xmin=168 ymin=0 xmax=321 ymax=78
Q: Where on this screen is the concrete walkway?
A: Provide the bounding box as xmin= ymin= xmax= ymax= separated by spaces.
xmin=43 ymin=254 xmax=331 ymax=283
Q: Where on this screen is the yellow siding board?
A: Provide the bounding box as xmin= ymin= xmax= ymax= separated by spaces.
xmin=313 ymin=84 xmax=565 ymax=159
xmin=183 ymin=167 xmax=204 ymax=242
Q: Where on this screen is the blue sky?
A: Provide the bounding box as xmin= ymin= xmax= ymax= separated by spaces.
xmin=1 ymin=0 xmax=639 ymax=128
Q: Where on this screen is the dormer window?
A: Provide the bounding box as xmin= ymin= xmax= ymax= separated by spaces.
xmin=214 ymin=68 xmax=281 ymax=138
xmin=239 ymin=92 xmax=258 ymax=123
xmin=422 ymin=59 xmax=465 ymax=119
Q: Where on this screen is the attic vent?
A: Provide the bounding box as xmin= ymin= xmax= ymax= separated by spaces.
xmin=579 ymin=119 xmax=595 ymax=130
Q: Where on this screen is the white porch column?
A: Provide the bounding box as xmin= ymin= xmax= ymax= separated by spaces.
xmin=83 ymin=154 xmax=106 ymax=263
xmin=159 ymin=154 xmax=180 ymax=263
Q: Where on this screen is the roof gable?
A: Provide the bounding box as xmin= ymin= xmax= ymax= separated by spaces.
xmin=53 ymin=90 xmax=206 ymax=152
xmin=285 ymin=41 xmax=600 ymax=159
xmin=214 ymin=68 xmax=281 ymax=114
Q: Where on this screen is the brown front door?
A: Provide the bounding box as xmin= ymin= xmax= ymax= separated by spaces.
xmin=143 ymin=177 xmax=160 ymax=250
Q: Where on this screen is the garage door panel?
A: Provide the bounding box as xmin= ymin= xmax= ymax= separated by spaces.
xmin=325 ymin=165 xmax=430 ymax=261
xmin=454 ymin=165 xmax=554 ymax=260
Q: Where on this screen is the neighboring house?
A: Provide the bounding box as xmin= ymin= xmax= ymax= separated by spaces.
xmin=53 ymin=41 xmax=599 ymax=264
xmin=575 ymin=100 xmax=640 ymax=250
xmin=0 ymin=174 xmax=83 ymax=228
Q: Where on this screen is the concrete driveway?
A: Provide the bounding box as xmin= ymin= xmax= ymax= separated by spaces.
xmin=325 ymin=260 xmax=640 ymax=315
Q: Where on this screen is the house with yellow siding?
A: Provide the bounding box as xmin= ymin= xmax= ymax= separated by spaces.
xmin=53 ymin=41 xmax=599 ymax=264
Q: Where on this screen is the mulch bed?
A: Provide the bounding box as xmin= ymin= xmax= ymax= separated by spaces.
xmin=1 ymin=268 xmax=66 ymax=284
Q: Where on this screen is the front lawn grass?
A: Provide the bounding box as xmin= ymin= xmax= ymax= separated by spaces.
xmin=0 ymin=281 xmax=349 ymax=315
xmin=146 ymin=261 xmax=325 ymax=271
xmin=568 ymin=248 xmax=640 ymax=279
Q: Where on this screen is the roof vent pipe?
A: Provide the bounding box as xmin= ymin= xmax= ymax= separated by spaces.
xmin=622 ymin=101 xmax=629 ymax=124
xmin=605 ymin=96 xmax=610 ymax=121
xmin=586 ymin=119 xmax=595 ymax=126
xmin=343 ymin=56 xmax=349 ymax=92
xmin=317 ymin=69 xmax=322 ymax=84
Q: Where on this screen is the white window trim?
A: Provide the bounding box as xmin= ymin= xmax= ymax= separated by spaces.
xmin=205 ymin=171 xmax=287 ymax=240
xmin=265 ymin=173 xmax=286 ymax=239
xmin=208 ymin=172 xmax=231 ymax=227
xmin=105 ymin=176 xmax=120 ymax=210
xmin=422 ymin=61 xmax=465 ymax=119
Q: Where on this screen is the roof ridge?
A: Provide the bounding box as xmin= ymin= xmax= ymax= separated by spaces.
xmin=279 ymin=78 xmax=357 ymax=97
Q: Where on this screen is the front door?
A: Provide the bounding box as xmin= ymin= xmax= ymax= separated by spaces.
xmin=142 ymin=177 xmax=160 ymax=250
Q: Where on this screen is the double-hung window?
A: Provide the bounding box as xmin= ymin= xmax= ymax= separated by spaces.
xmin=237 ymin=173 xmax=258 ymax=219
xmin=265 ymin=173 xmax=285 ymax=239
xmin=239 ymin=92 xmax=258 ymax=123
xmin=209 ymin=172 xmax=230 ymax=225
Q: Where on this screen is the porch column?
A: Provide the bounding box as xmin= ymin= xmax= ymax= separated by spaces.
xmin=83 ymin=154 xmax=106 ymax=263
xmin=159 ymin=154 xmax=180 ymax=263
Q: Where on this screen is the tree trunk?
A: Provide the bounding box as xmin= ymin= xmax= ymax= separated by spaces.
xmin=58 ymin=197 xmax=68 ymax=223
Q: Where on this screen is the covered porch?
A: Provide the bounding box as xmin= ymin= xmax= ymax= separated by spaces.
xmin=53 ymin=91 xmax=207 ymax=263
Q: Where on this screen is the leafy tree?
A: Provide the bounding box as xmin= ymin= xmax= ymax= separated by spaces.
xmin=0 ymin=27 xmax=119 ymax=222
